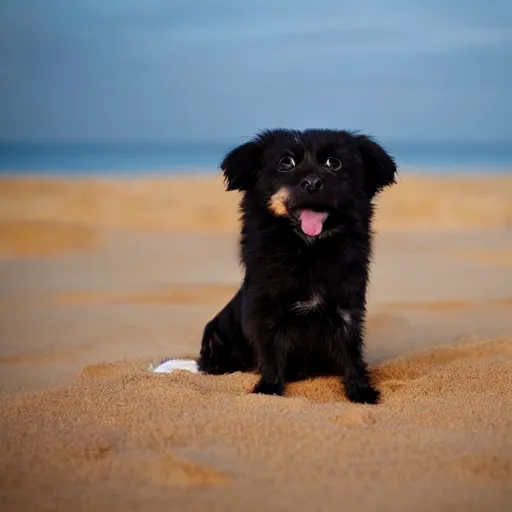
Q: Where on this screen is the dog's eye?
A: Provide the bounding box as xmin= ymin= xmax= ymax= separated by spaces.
xmin=325 ymin=157 xmax=342 ymax=171
xmin=278 ymin=156 xmax=296 ymax=172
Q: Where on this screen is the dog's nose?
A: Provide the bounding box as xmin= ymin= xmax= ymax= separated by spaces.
xmin=300 ymin=176 xmax=323 ymax=193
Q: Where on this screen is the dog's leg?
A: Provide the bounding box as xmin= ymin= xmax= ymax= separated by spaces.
xmin=252 ymin=335 xmax=288 ymax=396
xmin=198 ymin=288 xmax=255 ymax=374
xmin=198 ymin=319 xmax=231 ymax=374
xmin=333 ymin=311 xmax=380 ymax=404
xmin=198 ymin=318 xmax=254 ymax=374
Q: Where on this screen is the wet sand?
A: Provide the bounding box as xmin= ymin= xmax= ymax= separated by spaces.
xmin=0 ymin=174 xmax=511 ymax=511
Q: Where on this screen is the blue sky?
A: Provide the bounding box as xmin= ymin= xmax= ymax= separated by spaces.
xmin=0 ymin=0 xmax=510 ymax=142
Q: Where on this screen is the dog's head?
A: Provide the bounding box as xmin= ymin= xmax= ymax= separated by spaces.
xmin=220 ymin=129 xmax=397 ymax=239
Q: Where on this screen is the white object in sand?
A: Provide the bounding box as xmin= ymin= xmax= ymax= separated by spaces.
xmin=152 ymin=359 xmax=199 ymax=374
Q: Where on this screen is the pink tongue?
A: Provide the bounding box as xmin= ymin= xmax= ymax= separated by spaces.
xmin=299 ymin=209 xmax=327 ymax=236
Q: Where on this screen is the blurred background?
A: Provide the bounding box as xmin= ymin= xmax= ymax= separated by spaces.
xmin=0 ymin=0 xmax=511 ymax=172
xmin=1 ymin=4 xmax=512 ymax=509
xmin=0 ymin=0 xmax=511 ymax=379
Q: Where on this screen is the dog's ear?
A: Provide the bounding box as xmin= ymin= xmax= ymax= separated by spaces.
xmin=220 ymin=139 xmax=264 ymax=191
xmin=356 ymin=135 xmax=397 ymax=198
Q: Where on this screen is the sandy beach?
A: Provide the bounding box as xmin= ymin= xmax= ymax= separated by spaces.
xmin=0 ymin=174 xmax=511 ymax=511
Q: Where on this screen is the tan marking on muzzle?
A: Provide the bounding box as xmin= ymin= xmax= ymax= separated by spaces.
xmin=268 ymin=187 xmax=290 ymax=216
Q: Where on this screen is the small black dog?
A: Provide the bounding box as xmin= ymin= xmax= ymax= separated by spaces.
xmin=198 ymin=129 xmax=397 ymax=403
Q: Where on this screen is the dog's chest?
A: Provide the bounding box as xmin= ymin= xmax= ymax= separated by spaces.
xmin=287 ymin=248 xmax=350 ymax=317
xmin=290 ymin=291 xmax=324 ymax=314
xmin=288 ymin=269 xmax=334 ymax=316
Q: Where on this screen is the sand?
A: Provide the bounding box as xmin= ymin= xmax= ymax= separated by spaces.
xmin=0 ymin=174 xmax=511 ymax=511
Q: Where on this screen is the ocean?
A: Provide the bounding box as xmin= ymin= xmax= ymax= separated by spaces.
xmin=0 ymin=140 xmax=511 ymax=175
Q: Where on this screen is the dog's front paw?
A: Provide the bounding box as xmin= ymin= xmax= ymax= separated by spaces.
xmin=252 ymin=378 xmax=284 ymax=396
xmin=345 ymin=379 xmax=380 ymax=404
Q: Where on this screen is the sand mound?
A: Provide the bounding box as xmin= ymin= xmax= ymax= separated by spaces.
xmin=1 ymin=338 xmax=510 ymax=512
xmin=1 ymin=175 xmax=511 ymax=237
xmin=374 ymin=175 xmax=512 ymax=231
xmin=51 ymin=283 xmax=239 ymax=307
xmin=0 ymin=176 xmax=239 ymax=234
xmin=0 ymin=220 xmax=100 ymax=256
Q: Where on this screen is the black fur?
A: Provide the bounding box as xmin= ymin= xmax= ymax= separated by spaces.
xmin=198 ymin=128 xmax=397 ymax=403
